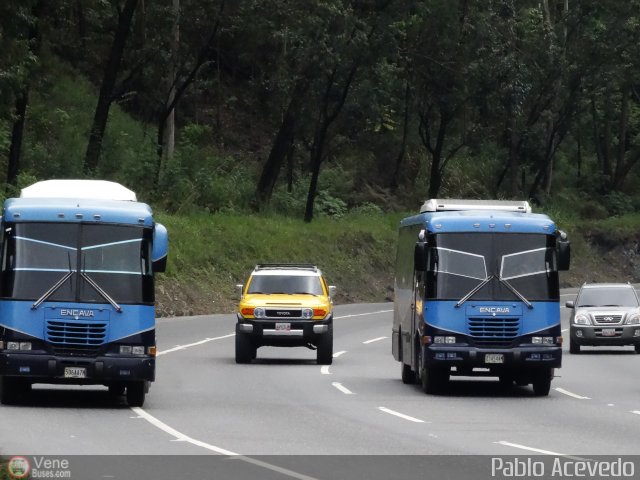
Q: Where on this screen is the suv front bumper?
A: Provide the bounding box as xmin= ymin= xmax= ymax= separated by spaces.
xmin=236 ymin=315 xmax=332 ymax=347
xmin=570 ymin=324 xmax=640 ymax=346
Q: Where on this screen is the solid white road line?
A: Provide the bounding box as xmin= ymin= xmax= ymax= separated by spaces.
xmin=131 ymin=407 xmax=320 ymax=480
xmin=157 ymin=333 xmax=235 ymax=356
xmin=496 ymin=440 xmax=566 ymax=456
xmin=363 ymin=336 xmax=387 ymax=344
xmin=332 ymin=382 xmax=354 ymax=395
xmin=320 ymin=366 xmax=331 ymax=375
xmin=631 ymin=411 xmax=640 ymax=415
xmin=378 ymin=407 xmax=424 ymax=423
xmin=334 ymin=309 xmax=393 ymax=319
xmin=554 ymin=388 xmax=591 ymax=400
xmin=561 ymin=328 xmax=569 ymax=333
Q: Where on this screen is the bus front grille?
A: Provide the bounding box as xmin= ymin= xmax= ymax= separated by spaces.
xmin=467 ymin=317 xmax=520 ymax=347
xmin=46 ymin=320 xmax=107 ymax=347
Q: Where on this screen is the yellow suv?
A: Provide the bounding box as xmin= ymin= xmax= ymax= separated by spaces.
xmin=235 ymin=264 xmax=335 ymax=364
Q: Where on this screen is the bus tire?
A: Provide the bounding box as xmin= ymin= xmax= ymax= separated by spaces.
xmin=401 ymin=362 xmax=416 ymax=384
xmin=532 ymin=369 xmax=552 ymax=396
xmin=108 ymin=383 xmax=126 ymax=396
xmin=235 ymin=332 xmax=253 ymax=364
xmin=126 ymin=381 xmax=146 ymax=407
xmin=634 ymin=344 xmax=639 ymax=354
xmin=421 ymin=366 xmax=448 ymax=395
xmin=316 ymin=327 xmax=333 ymax=365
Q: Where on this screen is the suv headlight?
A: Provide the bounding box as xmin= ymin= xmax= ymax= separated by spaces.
xmin=301 ymin=308 xmax=313 ymax=319
xmin=253 ymin=307 xmax=266 ymax=319
xmin=625 ymin=313 xmax=640 ymax=325
xmin=574 ymin=313 xmax=591 ymax=325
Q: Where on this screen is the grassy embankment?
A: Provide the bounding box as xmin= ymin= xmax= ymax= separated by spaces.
xmin=154 ymin=211 xmax=404 ymax=317
xmin=155 ymin=209 xmax=640 ymax=317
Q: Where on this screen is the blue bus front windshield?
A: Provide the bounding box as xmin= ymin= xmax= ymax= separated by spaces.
xmin=0 ymin=223 xmax=154 ymax=304
xmin=426 ymin=233 xmax=559 ymax=302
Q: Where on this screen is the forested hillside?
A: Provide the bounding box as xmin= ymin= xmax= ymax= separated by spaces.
xmin=2 ymin=1 xmax=640 ymax=314
xmin=2 ymin=0 xmax=640 ymax=214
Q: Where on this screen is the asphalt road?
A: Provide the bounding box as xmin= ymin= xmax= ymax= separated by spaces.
xmin=2 ymin=290 xmax=640 ymax=479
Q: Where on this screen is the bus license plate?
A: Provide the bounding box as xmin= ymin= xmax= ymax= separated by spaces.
xmin=275 ymin=323 xmax=291 ymax=331
xmin=64 ymin=367 xmax=87 ymax=379
xmin=601 ymin=328 xmax=616 ymax=337
xmin=485 ymin=354 xmax=504 ymax=364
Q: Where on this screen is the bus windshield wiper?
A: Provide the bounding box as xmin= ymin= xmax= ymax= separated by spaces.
xmin=455 ymin=275 xmax=494 ymax=308
xmin=81 ymin=271 xmax=122 ymax=313
xmin=31 ymin=271 xmax=74 ymax=310
xmin=498 ymin=276 xmax=533 ymax=309
xmin=32 ymin=252 xmax=74 ymax=310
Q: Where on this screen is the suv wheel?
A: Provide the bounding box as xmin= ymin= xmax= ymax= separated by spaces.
xmin=235 ymin=331 xmax=254 ymax=364
xmin=316 ymin=326 xmax=333 ymax=365
xmin=569 ymin=338 xmax=580 ymax=354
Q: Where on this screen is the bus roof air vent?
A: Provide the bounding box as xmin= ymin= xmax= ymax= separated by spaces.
xmin=420 ymin=199 xmax=531 ymax=214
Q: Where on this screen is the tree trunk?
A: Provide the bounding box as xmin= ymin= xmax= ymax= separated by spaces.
xmin=84 ymin=0 xmax=139 ymax=174
xmin=7 ymin=90 xmax=29 ymax=186
xmin=255 ymin=78 xmax=309 ymax=209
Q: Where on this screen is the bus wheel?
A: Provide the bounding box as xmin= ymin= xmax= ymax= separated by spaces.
xmin=401 ymin=363 xmax=416 ymax=384
xmin=108 ymin=383 xmax=126 ymax=396
xmin=421 ymin=366 xmax=448 ymax=394
xmin=532 ymin=369 xmax=552 ymax=396
xmin=126 ymin=381 xmax=146 ymax=407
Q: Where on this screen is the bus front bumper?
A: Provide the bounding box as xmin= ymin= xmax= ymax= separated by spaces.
xmin=425 ymin=345 xmax=562 ymax=369
xmin=0 ymin=352 xmax=155 ymax=384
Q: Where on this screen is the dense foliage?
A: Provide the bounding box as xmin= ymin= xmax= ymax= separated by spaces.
xmin=2 ymin=0 xmax=640 ymax=219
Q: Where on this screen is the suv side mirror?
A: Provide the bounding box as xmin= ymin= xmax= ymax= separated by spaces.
xmin=565 ymin=300 xmax=574 ymax=309
xmin=328 ymin=285 xmax=337 ymax=299
xmin=236 ymin=284 xmax=244 ymax=300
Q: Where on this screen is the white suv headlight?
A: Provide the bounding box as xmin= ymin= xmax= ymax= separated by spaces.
xmin=574 ymin=313 xmax=591 ymax=325
xmin=301 ymin=308 xmax=313 ymax=319
xmin=254 ymin=307 xmax=266 ymax=319
xmin=625 ymin=313 xmax=640 ymax=325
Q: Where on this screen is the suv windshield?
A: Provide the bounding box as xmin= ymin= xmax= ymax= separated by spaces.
xmin=577 ymin=287 xmax=639 ymax=307
xmin=247 ymin=275 xmax=324 ymax=295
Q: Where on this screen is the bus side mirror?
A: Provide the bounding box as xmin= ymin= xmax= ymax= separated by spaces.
xmin=152 ymin=223 xmax=168 ymax=273
xmin=557 ymin=231 xmax=570 ymax=271
xmin=414 ymin=242 xmax=427 ymax=272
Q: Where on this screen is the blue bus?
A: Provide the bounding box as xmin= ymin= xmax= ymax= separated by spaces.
xmin=392 ymin=199 xmax=570 ymax=396
xmin=0 ymin=180 xmax=168 ymax=406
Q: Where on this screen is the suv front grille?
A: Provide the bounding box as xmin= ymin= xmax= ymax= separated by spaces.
xmin=265 ymin=309 xmax=302 ymax=319
xmin=593 ymin=314 xmax=623 ymax=324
